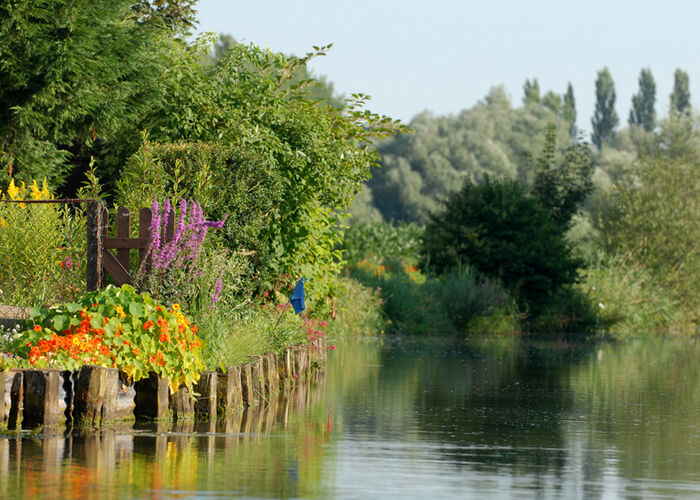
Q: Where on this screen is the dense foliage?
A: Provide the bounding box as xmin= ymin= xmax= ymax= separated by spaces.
xmin=359 ymin=86 xmax=574 ymax=223
xmin=600 ymin=131 xmax=700 ymax=317
xmin=422 ymin=178 xmax=580 ymax=314
xmin=0 ymin=1 xmax=178 ymax=188
xmin=113 ymin=42 xmax=402 ymax=300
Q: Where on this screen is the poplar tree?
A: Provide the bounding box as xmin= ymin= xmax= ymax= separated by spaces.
xmin=670 ymin=69 xmax=691 ymax=117
xmin=523 ymin=78 xmax=541 ymax=105
xmin=591 ymin=67 xmax=619 ymax=149
xmin=563 ymin=83 xmax=577 ymax=139
xmin=629 ymin=68 xmax=656 ymax=131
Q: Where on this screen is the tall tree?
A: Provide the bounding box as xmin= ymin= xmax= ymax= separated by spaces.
xmin=531 ymin=125 xmax=593 ymax=228
xmin=629 ymin=68 xmax=656 ymax=131
xmin=591 ymin=67 xmax=619 ymax=149
xmin=133 ymin=0 xmax=198 ymax=33
xmin=563 ymin=83 xmax=577 ymax=139
xmin=0 ymin=0 xmax=175 ymax=188
xmin=670 ymin=69 xmax=691 ymax=117
xmin=542 ymin=91 xmax=562 ymax=115
xmin=523 ymin=78 xmax=540 ymax=105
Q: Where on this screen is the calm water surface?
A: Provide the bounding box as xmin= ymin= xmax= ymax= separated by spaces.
xmin=1 ymin=335 xmax=699 ymax=499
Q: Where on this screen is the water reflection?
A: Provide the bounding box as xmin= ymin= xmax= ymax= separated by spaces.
xmin=0 ymin=371 xmax=331 ymax=499
xmin=2 ymin=337 xmax=700 ymax=499
xmin=328 ymin=336 xmax=700 ymax=498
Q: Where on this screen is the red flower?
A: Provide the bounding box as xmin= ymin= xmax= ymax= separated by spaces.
xmin=143 ymin=320 xmax=154 ymax=330
xmin=32 ymin=325 xmax=42 ymax=331
xmin=327 ymin=345 xmax=336 ymax=351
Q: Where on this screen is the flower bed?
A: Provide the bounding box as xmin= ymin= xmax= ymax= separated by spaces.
xmin=2 ymin=284 xmax=204 ymax=393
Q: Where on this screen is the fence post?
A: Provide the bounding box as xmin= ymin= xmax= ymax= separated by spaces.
xmin=86 ymin=200 xmax=103 ymax=291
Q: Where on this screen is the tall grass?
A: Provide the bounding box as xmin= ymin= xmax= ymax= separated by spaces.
xmin=576 ymin=254 xmax=682 ymax=336
xmin=346 ymin=255 xmax=518 ymax=335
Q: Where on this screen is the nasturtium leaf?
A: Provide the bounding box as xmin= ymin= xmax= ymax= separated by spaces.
xmin=52 ymin=315 xmax=70 ymax=331
xmin=65 ymin=302 xmax=81 ymax=314
xmin=129 ymin=301 xmax=144 ymax=317
xmin=90 ymin=314 xmax=103 ymax=329
xmin=29 ymin=307 xmax=42 ymax=320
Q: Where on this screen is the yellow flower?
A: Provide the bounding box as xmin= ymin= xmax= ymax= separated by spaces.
xmin=0 ymin=217 xmax=6 ymax=228
xmin=6 ymin=179 xmax=19 ymax=200
xmin=115 ymin=306 xmax=126 ymax=318
xmin=29 ymin=180 xmax=43 ymax=200
xmin=42 ymin=177 xmax=52 ymax=199
xmin=171 ymin=303 xmax=181 ymax=311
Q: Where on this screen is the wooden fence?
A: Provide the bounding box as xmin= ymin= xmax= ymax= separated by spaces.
xmin=87 ymin=201 xmax=174 ymax=289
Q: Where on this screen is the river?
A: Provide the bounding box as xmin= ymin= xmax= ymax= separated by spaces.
xmin=1 ymin=335 xmax=699 ymax=499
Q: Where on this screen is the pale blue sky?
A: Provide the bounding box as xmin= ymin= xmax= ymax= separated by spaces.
xmin=195 ymin=1 xmax=699 ymax=134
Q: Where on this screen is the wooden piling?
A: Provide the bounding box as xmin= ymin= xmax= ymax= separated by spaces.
xmin=194 ymin=371 xmax=217 ymax=417
xmin=8 ymin=371 xmax=23 ymax=429
xmin=240 ymin=363 xmax=255 ymax=407
xmin=0 ymin=371 xmax=9 ymax=424
xmin=170 ymin=385 xmax=195 ymax=420
xmin=294 ymin=348 xmax=308 ymax=380
xmin=22 ymin=370 xmax=62 ymax=429
xmin=249 ymin=357 xmax=265 ymax=401
xmin=134 ymin=373 xmax=169 ymax=419
xmin=73 ymin=366 xmax=118 ymax=426
xmin=264 ymin=353 xmax=279 ymax=394
xmin=115 ymin=375 xmax=136 ymax=420
xmin=217 ymin=367 xmax=243 ymax=414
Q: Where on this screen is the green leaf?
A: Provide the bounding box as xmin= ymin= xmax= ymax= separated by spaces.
xmin=65 ymin=302 xmax=81 ymax=314
xmin=29 ymin=307 xmax=42 ymax=320
xmin=52 ymin=315 xmax=70 ymax=332
xmin=128 ymin=301 xmax=144 ymax=318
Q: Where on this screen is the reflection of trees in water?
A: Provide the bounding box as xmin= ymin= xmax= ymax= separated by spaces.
xmin=335 ymin=336 xmax=700 ymax=497
xmin=0 ymin=373 xmax=334 ymax=499
xmin=567 ymin=339 xmax=700 ymax=485
xmin=339 ymin=336 xmax=597 ymax=475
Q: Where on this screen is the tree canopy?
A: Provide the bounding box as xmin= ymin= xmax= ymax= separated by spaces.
xmin=364 ymin=86 xmax=572 ymax=223
xmin=670 ymin=69 xmax=691 ymax=118
xmin=629 ymin=68 xmax=656 ymax=131
xmin=591 ymin=67 xmax=619 ymax=149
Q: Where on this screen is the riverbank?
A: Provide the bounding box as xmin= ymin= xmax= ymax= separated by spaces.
xmin=341 ymin=222 xmax=700 ymax=338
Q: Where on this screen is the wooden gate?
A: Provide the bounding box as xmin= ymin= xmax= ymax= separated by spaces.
xmin=86 ymin=201 xmax=174 ymax=290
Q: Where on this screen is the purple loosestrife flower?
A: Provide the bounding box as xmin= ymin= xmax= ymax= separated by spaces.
xmin=149 ymin=199 xmax=162 ymax=263
xmin=153 ymin=198 xmax=172 ymax=269
xmin=190 ymin=203 xmax=209 ymax=262
xmin=203 ymin=219 xmax=226 ymax=229
xmin=159 ymin=198 xmax=188 ymax=269
xmin=212 ymin=276 xmax=223 ymax=306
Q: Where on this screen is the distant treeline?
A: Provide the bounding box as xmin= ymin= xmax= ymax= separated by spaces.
xmin=353 ymin=67 xmax=691 ymax=225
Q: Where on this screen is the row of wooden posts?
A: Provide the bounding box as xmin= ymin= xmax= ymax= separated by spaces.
xmin=0 ymin=340 xmax=326 ymax=430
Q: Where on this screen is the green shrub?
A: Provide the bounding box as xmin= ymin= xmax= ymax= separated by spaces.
xmin=438 ymin=265 xmax=509 ymax=330
xmin=341 ymin=222 xmax=423 ymax=263
xmin=576 ymin=254 xmax=678 ymax=336
xmin=422 ymin=177 xmax=581 ymax=314
xmin=600 ymin=151 xmax=700 ymax=315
